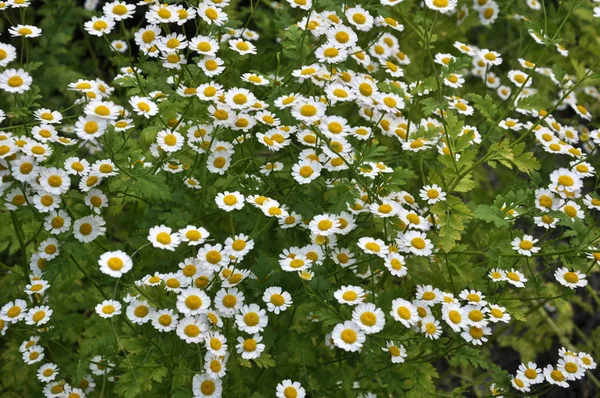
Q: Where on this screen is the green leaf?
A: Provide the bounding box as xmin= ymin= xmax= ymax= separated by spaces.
xmin=466 ymin=93 xmax=497 ymax=121
xmin=325 ymin=181 xmax=360 ymax=214
xmin=515 ymin=93 xmax=553 ymax=112
xmin=282 ymin=25 xmax=306 ymax=62
xmin=431 ymin=196 xmax=473 ymax=252
xmin=473 ymin=205 xmax=510 ymax=228
xmin=449 ymin=346 xmax=490 ymax=369
xmin=130 ymin=174 xmax=173 ymax=202
xmin=491 ymin=142 xmax=540 ymax=175
xmin=253 ymin=353 xmax=276 ymax=369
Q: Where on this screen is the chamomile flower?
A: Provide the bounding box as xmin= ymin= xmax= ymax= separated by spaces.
xmin=179 ymin=225 xmax=210 ymax=246
xmin=25 ymin=279 xmax=50 ymax=296
xmin=129 ymin=96 xmax=158 ymax=118
xmin=126 ymin=300 xmax=153 ymax=325
xmin=416 ymin=285 xmax=443 ymax=306
xmin=236 ymin=304 xmax=268 ymax=334
xmin=23 ymin=345 xmax=44 ymax=365
xmin=84 ymin=16 xmax=115 ymax=36
xmin=356 ymin=236 xmax=388 ymax=258
xmin=345 ymin=6 xmax=374 ymax=31
xmin=390 ymin=298 xmax=418 ymax=327
xmin=44 ymin=210 xmax=71 ymax=235
xmin=554 ymin=267 xmax=587 ymax=289
xmin=518 ymin=362 xmax=544 ymax=385
xmin=1 ymin=299 xmax=27 ymax=323
xmin=0 ymin=68 xmax=32 ymax=93
xmin=506 ymin=268 xmax=528 ymax=288
xmin=511 ymin=235 xmax=540 ymax=257
xmin=176 ymin=316 xmax=208 ymax=344
xmin=37 ymin=363 xmax=59 ymax=383
xmin=419 ymin=184 xmax=446 ymax=204
xmin=152 ymin=309 xmax=178 ymax=332
xmin=9 ymin=24 xmax=42 ymax=38
xmin=332 ymin=321 xmax=366 ymax=352
xmin=103 ymin=1 xmax=136 ymax=20
xmin=95 ymin=299 xmax=122 ymax=318
xmin=0 ymin=43 xmax=17 ymax=67
xmin=215 ymin=191 xmax=245 ymax=212
xmin=276 ymin=380 xmax=306 ymax=398
xmin=197 ymin=2 xmax=228 ymax=26
xmin=236 ymin=334 xmax=265 ymax=360
xmin=397 ymin=231 xmax=433 ymax=256
xmin=229 ymin=38 xmax=256 ymax=55
xmin=459 ymin=289 xmax=487 ymax=306
xmin=334 ymin=285 xmax=366 ymax=306
xmin=352 ymin=303 xmax=385 ymax=334
xmin=148 ymin=225 xmax=181 ymax=251
xmin=384 ymin=253 xmax=407 ymax=277
xmin=292 ymin=97 xmax=326 ymax=123
xmin=444 ymin=73 xmax=465 ymax=88
xmin=199 ymin=56 xmax=226 ymax=77
xmin=309 ymin=214 xmax=341 ymax=237
xmin=263 ymin=286 xmax=292 ymax=314
xmin=26 ymin=305 xmax=53 ymax=326
xmin=511 ymin=375 xmax=531 ymax=392
xmin=177 ymin=288 xmax=211 ymax=315
xmin=38 ymin=238 xmax=60 ymax=260
xmin=292 ymin=159 xmax=322 ymax=185
xmin=198 ymin=244 xmax=230 ymax=271
xmin=488 ymin=305 xmax=511 ymax=323
xmin=98 ymin=250 xmax=133 ymax=278
xmin=421 ymin=316 xmax=442 ymax=339
xmin=478 ymin=49 xmax=502 ymax=67
xmin=442 ymin=304 xmax=466 ymax=332
xmin=544 ymin=365 xmax=569 ymax=388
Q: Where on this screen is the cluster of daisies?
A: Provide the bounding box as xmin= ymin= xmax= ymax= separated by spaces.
xmin=502 ymin=348 xmax=597 ymax=394
xmin=1 ymin=0 xmax=599 ymax=397
xmin=92 ymin=222 xmax=296 ymax=398
xmin=328 ymin=284 xmax=511 ymax=356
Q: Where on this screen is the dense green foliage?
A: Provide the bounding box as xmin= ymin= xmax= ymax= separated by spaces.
xmin=1 ymin=0 xmax=600 ymax=397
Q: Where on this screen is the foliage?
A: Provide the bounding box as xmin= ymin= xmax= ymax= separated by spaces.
xmin=1 ymin=0 xmax=600 ymax=397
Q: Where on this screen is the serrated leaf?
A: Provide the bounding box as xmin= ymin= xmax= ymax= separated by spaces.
xmin=466 ymin=93 xmax=497 ymax=121
xmin=473 ymin=205 xmax=510 ymax=228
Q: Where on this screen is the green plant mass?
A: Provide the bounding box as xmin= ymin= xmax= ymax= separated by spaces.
xmin=1 ymin=0 xmax=600 ymax=397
